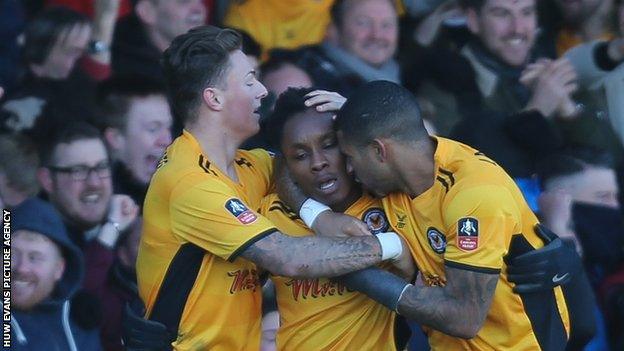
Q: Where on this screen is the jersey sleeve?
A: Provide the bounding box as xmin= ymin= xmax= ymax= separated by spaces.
xmin=170 ymin=173 xmax=277 ymax=262
xmin=442 ymin=184 xmax=521 ymax=273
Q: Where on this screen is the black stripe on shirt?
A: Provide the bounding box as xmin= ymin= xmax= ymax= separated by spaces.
xmin=148 ymin=242 xmax=205 ymax=344
xmin=436 ymin=176 xmax=450 ymax=192
xmin=438 ymin=167 xmax=455 ymax=186
xmin=228 ymin=228 xmax=278 ymax=262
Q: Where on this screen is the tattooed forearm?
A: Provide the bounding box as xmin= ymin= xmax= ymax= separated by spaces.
xmin=397 ymin=266 xmax=498 ymax=339
xmin=241 ymin=231 xmax=382 ymax=279
xmin=274 ymin=156 xmax=308 ymax=211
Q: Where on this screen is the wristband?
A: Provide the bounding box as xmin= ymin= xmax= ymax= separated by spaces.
xmin=375 ymin=232 xmax=403 ymax=261
xmin=299 ymin=198 xmax=331 ymax=227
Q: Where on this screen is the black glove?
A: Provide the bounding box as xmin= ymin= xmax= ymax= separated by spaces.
xmin=507 ymin=224 xmax=583 ymax=294
xmin=122 ymin=303 xmax=171 ymax=351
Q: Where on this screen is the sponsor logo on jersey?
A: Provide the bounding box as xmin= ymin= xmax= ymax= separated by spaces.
xmin=457 ymin=217 xmax=479 ymax=251
xmin=362 ymin=208 xmax=389 ymax=234
xmin=284 ymin=278 xmax=355 ymax=301
xmin=396 ymin=213 xmax=407 ymax=229
xmin=427 ymin=227 xmax=447 ymax=254
xmin=228 ymin=269 xmax=261 ymax=294
xmin=225 ymin=198 xmax=258 ymax=224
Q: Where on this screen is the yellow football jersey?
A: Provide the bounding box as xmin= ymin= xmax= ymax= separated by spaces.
xmin=259 ymin=193 xmax=398 ymax=351
xmin=383 ymin=137 xmax=570 ymax=351
xmin=137 ymin=131 xmax=277 ymax=350
xmin=224 ymin=0 xmax=334 ymax=53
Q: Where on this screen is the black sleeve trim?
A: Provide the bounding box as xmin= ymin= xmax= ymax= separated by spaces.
xmin=593 ymin=41 xmax=620 ymax=71
xmin=444 ymin=260 xmax=501 ymax=275
xmin=228 ymin=228 xmax=278 ymax=262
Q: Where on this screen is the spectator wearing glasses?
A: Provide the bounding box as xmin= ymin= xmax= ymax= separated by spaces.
xmin=36 ymin=121 xmax=138 ymax=296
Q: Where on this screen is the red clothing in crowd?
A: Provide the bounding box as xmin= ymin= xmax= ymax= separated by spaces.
xmin=45 ymin=0 xmax=215 ymax=21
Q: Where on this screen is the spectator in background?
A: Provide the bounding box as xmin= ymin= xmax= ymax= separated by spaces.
xmin=295 ymin=0 xmax=400 ymax=96
xmin=0 ymin=5 xmax=116 ymax=134
xmin=0 ymin=0 xmax=26 ymax=93
xmin=0 ymin=134 xmax=40 ymax=209
xmin=537 ymin=148 xmax=621 ymax=350
xmin=563 ymin=24 xmax=624 ymax=150
xmin=436 ymin=1 xmax=575 ymax=168
xmin=538 ymin=149 xmax=622 ymax=281
xmin=409 ymin=0 xmax=582 ymax=208
xmin=112 ymin=0 xmax=206 ymax=79
xmin=540 ymin=0 xmax=617 ymax=57
xmin=94 ymin=218 xmax=143 ymax=351
xmin=95 ymin=75 xmax=172 ymax=206
xmin=35 ymin=122 xmax=138 ymax=303
xmin=11 ymin=197 xmax=102 ymax=351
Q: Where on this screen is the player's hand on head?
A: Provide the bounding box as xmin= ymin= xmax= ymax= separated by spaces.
xmin=312 ymin=211 xmax=371 ymax=237
xmin=507 ymin=224 xmax=582 ymax=294
xmin=109 ymin=194 xmax=139 ymax=232
xmin=304 ymin=90 xmax=346 ymax=114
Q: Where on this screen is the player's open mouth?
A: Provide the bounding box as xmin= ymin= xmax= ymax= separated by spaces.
xmin=318 ymin=179 xmax=337 ymax=192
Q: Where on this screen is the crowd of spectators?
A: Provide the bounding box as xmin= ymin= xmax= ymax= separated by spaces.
xmin=1 ymin=0 xmax=623 ymax=350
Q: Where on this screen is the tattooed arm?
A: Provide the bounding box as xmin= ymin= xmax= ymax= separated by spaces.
xmin=240 ymin=231 xmax=383 ymax=279
xmin=398 ymin=265 xmax=498 ymax=338
xmin=338 ymin=265 xmax=498 ymax=339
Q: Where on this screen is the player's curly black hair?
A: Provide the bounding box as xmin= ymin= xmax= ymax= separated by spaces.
xmin=263 ymin=87 xmax=317 ymax=152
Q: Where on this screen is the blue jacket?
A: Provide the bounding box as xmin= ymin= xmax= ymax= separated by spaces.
xmin=7 ymin=198 xmax=102 ymax=351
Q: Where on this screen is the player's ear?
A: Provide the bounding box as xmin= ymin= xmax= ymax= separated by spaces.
xmin=371 ymin=139 xmax=387 ymax=162
xmin=202 ymin=87 xmax=224 ymax=111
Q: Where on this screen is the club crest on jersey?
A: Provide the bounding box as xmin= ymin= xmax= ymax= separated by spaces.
xmin=457 ymin=217 xmax=478 ymax=251
xmin=225 ymin=198 xmax=257 ymax=224
xmin=362 ymin=208 xmax=389 ymax=234
xmin=427 ymin=227 xmax=446 ymax=254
